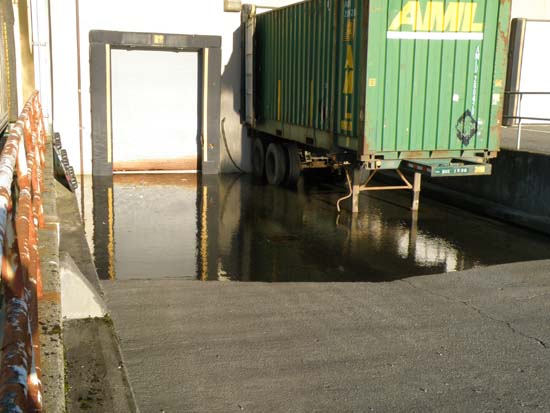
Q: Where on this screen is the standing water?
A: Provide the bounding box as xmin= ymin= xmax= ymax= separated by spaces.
xmin=90 ymin=173 xmax=550 ymax=282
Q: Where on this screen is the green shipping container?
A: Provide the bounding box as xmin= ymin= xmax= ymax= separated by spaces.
xmin=246 ymin=0 xmax=511 ymax=170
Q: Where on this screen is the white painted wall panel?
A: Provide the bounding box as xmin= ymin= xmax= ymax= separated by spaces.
xmin=518 ymin=21 xmax=550 ymax=124
xmin=48 ymin=0 xmax=305 ymax=174
xmin=512 ymin=0 xmax=550 ymax=20
xmin=111 ymin=49 xmax=198 ymax=169
xmin=49 ymin=0 xmax=305 ymax=174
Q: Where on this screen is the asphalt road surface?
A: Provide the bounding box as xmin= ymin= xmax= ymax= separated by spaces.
xmin=104 ymin=259 xmax=550 ymax=412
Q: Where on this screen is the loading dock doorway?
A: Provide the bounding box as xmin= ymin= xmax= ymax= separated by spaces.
xmin=91 ymin=31 xmax=221 ymax=279
xmin=111 ymin=49 xmax=200 ymax=172
xmin=90 ymin=30 xmax=221 ymax=177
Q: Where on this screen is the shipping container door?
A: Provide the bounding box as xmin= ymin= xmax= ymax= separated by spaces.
xmin=365 ymin=0 xmax=509 ymax=155
xmin=111 ymin=49 xmax=199 ymax=171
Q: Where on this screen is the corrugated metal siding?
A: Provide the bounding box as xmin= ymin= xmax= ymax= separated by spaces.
xmin=0 ymin=7 xmax=8 ymax=131
xmin=256 ymin=1 xmax=341 ymax=132
xmin=2 ymin=0 xmax=19 ymax=123
xmin=254 ymin=0 xmax=511 ymax=159
xmin=365 ymin=0 xmax=510 ymax=156
xmin=335 ymin=0 xmax=365 ymax=139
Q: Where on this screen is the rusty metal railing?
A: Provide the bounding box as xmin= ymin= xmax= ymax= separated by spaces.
xmin=0 ymin=91 xmax=46 ymax=412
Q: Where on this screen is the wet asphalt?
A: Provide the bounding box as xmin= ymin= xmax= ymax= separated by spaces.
xmin=88 ymin=172 xmax=550 ymax=411
xmin=104 ymin=261 xmax=550 ymax=412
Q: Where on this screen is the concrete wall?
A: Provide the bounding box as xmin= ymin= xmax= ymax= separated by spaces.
xmin=49 ymin=0 xmax=300 ymax=174
xmin=424 ymin=150 xmax=550 ymax=235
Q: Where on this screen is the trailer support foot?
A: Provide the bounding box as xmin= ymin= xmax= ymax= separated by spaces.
xmin=412 ymin=172 xmax=421 ymax=211
xmin=351 ymin=167 xmax=361 ymax=214
xmin=336 ymin=167 xmax=423 ymax=214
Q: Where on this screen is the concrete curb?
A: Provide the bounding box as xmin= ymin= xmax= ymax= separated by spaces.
xmin=60 ymin=252 xmax=107 ymax=320
xmin=103 ymin=317 xmax=141 ymax=413
xmin=64 ymin=317 xmax=140 ymax=412
xmin=55 ymin=179 xmax=140 ymax=411
xmin=38 ymin=137 xmax=65 ymax=412
xmin=421 ymin=181 xmax=550 ymax=236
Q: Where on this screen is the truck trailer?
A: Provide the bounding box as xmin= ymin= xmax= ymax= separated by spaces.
xmin=242 ymin=0 xmax=511 ymax=212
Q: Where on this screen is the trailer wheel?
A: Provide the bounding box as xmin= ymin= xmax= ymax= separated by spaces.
xmin=252 ymin=138 xmax=266 ymax=177
xmin=284 ymin=143 xmax=301 ymax=186
xmin=265 ymin=142 xmax=287 ymax=185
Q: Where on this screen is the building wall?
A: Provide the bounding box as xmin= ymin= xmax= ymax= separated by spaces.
xmin=49 ymin=0 xmax=300 ymax=174
xmin=512 ymin=0 xmax=550 ymax=19
xmin=509 ymin=1 xmax=550 ymax=124
xmin=13 ymin=0 xmax=35 ymax=112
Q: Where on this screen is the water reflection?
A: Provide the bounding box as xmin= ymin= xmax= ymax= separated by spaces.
xmin=93 ymin=174 xmax=198 ymax=280
xmin=93 ymin=173 xmax=550 ymax=282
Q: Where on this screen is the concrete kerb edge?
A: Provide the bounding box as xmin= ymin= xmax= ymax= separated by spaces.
xmin=38 ymin=136 xmax=65 ymax=413
xmin=103 ymin=312 xmax=141 ymax=413
xmin=56 ymin=178 xmax=140 ymax=410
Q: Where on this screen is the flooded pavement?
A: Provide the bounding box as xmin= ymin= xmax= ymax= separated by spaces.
xmin=111 ymin=174 xmax=197 ymax=280
xmin=89 ymin=173 xmax=550 ymax=282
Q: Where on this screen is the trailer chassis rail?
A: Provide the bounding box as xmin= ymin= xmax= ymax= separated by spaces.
xmin=338 ymin=157 xmax=492 ymax=214
xmin=337 ymin=168 xmax=420 ymax=213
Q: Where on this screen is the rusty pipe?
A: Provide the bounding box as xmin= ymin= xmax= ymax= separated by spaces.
xmin=0 ymin=91 xmax=46 ymax=412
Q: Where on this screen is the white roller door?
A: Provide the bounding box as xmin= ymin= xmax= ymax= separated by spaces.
xmin=111 ymin=49 xmax=199 ymax=171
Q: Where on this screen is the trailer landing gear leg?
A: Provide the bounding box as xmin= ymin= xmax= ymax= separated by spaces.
xmin=352 ymin=167 xmax=361 ymax=214
xmin=412 ymin=172 xmax=421 ymax=211
xmin=337 ymin=168 xmax=421 ymax=214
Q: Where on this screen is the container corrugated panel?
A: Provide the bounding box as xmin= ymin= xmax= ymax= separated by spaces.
xmin=365 ymin=0 xmax=511 ymax=160
xmin=252 ymin=0 xmax=511 ymax=165
xmin=0 ymin=0 xmax=17 ymax=128
xmin=255 ymin=0 xmax=344 ymax=150
xmin=0 ymin=4 xmax=9 ymax=131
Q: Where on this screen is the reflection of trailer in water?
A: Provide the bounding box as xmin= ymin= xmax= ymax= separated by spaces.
xmin=195 ymin=175 xmax=468 ymax=282
xmin=242 ymin=0 xmax=511 ymax=212
xmin=0 ymin=0 xmax=18 ymax=134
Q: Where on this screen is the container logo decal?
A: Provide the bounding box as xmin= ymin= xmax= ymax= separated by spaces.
xmin=340 ymin=1 xmax=356 ymax=133
xmin=387 ymin=1 xmax=484 ymax=40
xmin=456 ymin=110 xmax=478 ymax=146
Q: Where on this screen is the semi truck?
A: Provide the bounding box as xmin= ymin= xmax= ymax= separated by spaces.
xmin=242 ymin=0 xmax=511 ymax=212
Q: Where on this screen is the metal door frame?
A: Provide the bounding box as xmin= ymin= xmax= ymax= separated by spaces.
xmin=89 ymin=30 xmax=222 ymax=177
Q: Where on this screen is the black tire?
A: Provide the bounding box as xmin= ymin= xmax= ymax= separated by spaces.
xmin=252 ymin=138 xmax=265 ymax=177
xmin=284 ymin=143 xmax=301 ymax=186
xmin=265 ymin=142 xmax=287 ymax=185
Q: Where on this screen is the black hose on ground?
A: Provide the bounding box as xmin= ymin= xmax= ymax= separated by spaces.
xmin=221 ymin=118 xmax=248 ymax=174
